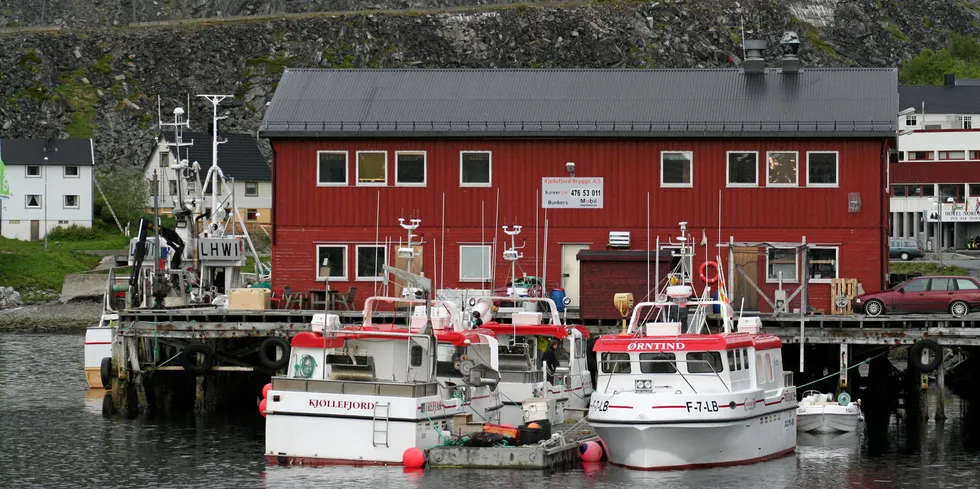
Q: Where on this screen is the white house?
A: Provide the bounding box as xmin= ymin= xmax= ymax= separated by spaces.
xmin=143 ymin=131 xmax=271 ymax=228
xmin=0 ymin=138 xmax=95 ymax=241
xmin=891 ymin=74 xmax=980 ymax=250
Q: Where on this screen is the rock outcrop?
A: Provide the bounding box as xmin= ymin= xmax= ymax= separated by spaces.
xmin=0 ymin=0 xmax=977 ymax=167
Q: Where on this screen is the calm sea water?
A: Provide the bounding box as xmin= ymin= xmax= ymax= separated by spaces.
xmin=1 ymin=332 xmax=979 ymax=489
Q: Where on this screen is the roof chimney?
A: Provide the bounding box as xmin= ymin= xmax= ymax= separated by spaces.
xmin=43 ymin=128 xmax=57 ymax=152
xmin=779 ymin=31 xmax=801 ymax=74
xmin=945 ymin=73 xmax=956 ymax=86
xmin=743 ymin=40 xmax=767 ymax=75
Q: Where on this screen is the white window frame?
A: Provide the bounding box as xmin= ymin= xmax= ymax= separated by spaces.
xmin=245 ymin=182 xmax=259 ymax=197
xmin=315 ymin=245 xmax=348 ymax=281
xmin=765 ymin=151 xmax=799 ymax=187
xmin=26 ymin=166 xmax=41 ymax=178
xmin=25 ymin=194 xmax=42 ymax=209
xmin=459 ymin=244 xmax=493 ymax=282
xmin=63 ymin=166 xmax=80 ymax=178
xmin=63 ymin=194 xmax=80 ymax=209
xmin=726 ymin=151 xmax=759 ymax=187
xmin=765 ymin=247 xmax=799 ymax=283
xmin=806 ymin=151 xmax=839 ymax=188
xmin=807 ymin=246 xmax=839 ymax=283
xmin=905 ymin=115 xmax=917 ymax=127
xmin=660 ymin=151 xmax=693 ymax=188
xmin=460 ymin=151 xmax=492 ymax=187
xmin=316 ymin=150 xmax=349 ymax=187
xmin=355 ymin=150 xmax=388 ymax=187
xmin=355 ymin=244 xmax=388 ymax=281
xmin=395 ymin=151 xmax=427 ymax=187
xmin=961 ymin=115 xmax=973 ymax=129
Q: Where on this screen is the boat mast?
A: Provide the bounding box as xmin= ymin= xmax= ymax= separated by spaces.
xmin=502 ymin=225 xmax=524 ymax=341
xmin=198 ymin=94 xmax=230 ymax=235
xmin=397 ymin=218 xmax=422 ymax=296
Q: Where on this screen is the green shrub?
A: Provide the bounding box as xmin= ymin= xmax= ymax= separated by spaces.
xmin=47 ymin=224 xmax=102 ymax=241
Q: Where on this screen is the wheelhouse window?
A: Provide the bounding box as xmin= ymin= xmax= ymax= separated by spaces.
xmin=410 ymin=345 xmax=424 ymax=367
xmin=661 ymin=151 xmax=693 ymax=187
xmin=766 ymin=248 xmax=798 ymax=282
xmin=766 ymin=151 xmax=798 ymax=186
xmin=356 ymin=151 xmax=387 ymax=185
xmin=726 ymin=152 xmax=758 ymax=186
xmin=25 ymin=194 xmax=41 ymax=209
xmin=63 ymin=195 xmax=79 ymax=209
xmin=64 ymin=166 xmax=79 ymax=178
xmin=735 ymin=349 xmax=743 ymax=370
xmin=395 ymin=151 xmax=426 ymax=186
xmin=459 ymin=245 xmax=492 ymax=282
xmin=315 ymin=245 xmax=347 ymax=281
xmin=806 ymin=152 xmax=838 ymax=186
xmin=808 ymin=247 xmax=838 ymax=281
xmin=764 ymin=353 xmax=774 ymax=383
xmin=355 ymin=245 xmax=387 ymax=281
xmin=686 ymin=352 xmax=722 ymax=374
xmin=317 ymin=151 xmax=348 ymax=186
xmin=245 ymin=182 xmax=259 ymax=196
xmin=639 ymin=353 xmax=676 ymax=374
xmin=601 ymin=353 xmax=631 ymax=374
xmin=460 ymin=151 xmax=491 ymax=187
xmin=26 ymin=166 xmax=40 ymax=177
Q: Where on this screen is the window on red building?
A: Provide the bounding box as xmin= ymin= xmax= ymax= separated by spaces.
xmin=766 ymin=248 xmax=797 ymax=282
xmin=316 ymin=245 xmax=347 ymax=281
xmin=766 ymin=152 xmax=798 ymax=186
xmin=317 ymin=151 xmax=348 ymax=185
xmin=726 ymin=152 xmax=757 ymax=186
xmin=806 ymin=152 xmax=838 ymax=187
xmin=938 ymin=151 xmax=966 ymax=160
xmin=459 ymin=245 xmax=492 ymax=281
xmin=939 ymin=184 xmax=964 ymax=202
xmin=396 ymin=152 xmax=426 ymax=186
xmin=356 ymin=245 xmax=387 ymax=281
xmin=661 ymin=151 xmax=693 ymax=187
xmin=808 ymin=247 xmax=838 ymax=281
xmin=460 ymin=152 xmax=491 ymax=187
xmin=357 ymin=151 xmax=387 ymax=185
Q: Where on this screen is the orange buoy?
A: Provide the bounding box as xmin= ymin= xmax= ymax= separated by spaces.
xmin=402 ymin=447 xmax=425 ymax=469
xmin=527 ymin=422 xmax=541 ymax=429
xmin=262 ymin=383 xmax=272 ymax=399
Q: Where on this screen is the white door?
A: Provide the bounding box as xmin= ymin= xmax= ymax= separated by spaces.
xmin=561 ymin=244 xmax=590 ymax=308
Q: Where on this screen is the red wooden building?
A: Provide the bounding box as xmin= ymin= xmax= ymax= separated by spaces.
xmin=259 ymin=61 xmax=898 ymax=318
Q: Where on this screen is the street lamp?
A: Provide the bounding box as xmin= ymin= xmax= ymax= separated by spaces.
xmin=931 ymin=196 xmax=956 ymax=267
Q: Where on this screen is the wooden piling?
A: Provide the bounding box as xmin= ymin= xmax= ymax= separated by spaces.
xmin=936 ymin=361 xmax=947 ymax=421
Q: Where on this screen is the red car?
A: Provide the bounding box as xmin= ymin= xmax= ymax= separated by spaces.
xmin=854 ymin=275 xmax=980 ymax=318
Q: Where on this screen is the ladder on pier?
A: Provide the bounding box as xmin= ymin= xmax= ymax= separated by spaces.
xmin=372 ymin=402 xmax=390 ymax=447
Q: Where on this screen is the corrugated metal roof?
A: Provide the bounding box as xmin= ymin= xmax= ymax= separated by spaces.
xmin=0 ymin=138 xmax=94 ymax=166
xmin=162 ymin=131 xmax=270 ymax=181
xmin=898 ymin=85 xmax=980 ymax=115
xmin=259 ymin=68 xmax=898 ymax=138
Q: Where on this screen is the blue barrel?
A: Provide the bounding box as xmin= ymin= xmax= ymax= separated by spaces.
xmin=551 ymin=288 xmax=567 ymax=313
xmin=712 ymin=291 xmax=720 ymax=314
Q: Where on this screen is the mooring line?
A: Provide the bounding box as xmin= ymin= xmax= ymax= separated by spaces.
xmin=796 ymin=349 xmax=891 ymax=390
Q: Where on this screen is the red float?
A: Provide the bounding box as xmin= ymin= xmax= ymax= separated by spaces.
xmin=258 ymin=398 xmax=267 ymax=417
xmin=262 ymin=383 xmax=272 ymax=399
xmin=402 ymin=447 xmax=425 ymax=469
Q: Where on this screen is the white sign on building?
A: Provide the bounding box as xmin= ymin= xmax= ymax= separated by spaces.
xmin=541 ymin=177 xmax=604 ymax=209
xmin=941 ymin=200 xmax=980 ymax=222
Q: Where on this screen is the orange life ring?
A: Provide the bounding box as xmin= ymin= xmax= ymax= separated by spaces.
xmin=699 ymin=261 xmax=719 ymax=284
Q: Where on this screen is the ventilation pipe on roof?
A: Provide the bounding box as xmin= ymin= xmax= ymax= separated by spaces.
xmin=945 ymin=74 xmax=956 ymax=86
xmin=743 ymin=40 xmax=767 ymax=74
xmin=779 ymin=31 xmax=801 ymax=74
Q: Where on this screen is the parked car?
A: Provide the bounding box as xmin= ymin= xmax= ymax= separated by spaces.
xmin=853 ymin=275 xmax=980 ymax=317
xmin=889 ymin=238 xmax=924 ymax=261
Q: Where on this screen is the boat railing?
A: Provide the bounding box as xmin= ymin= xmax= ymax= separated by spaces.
xmin=499 ymin=370 xmax=545 ymax=383
xmin=627 ymin=300 xmax=735 ymax=335
xmin=272 ymin=377 xmax=439 ymax=398
xmin=597 ymin=357 xmax=732 ymax=395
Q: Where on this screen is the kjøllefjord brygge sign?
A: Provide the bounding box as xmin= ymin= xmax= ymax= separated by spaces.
xmin=541 ymin=177 xmax=604 ymax=209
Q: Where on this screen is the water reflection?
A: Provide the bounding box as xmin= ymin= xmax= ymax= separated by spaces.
xmin=4 ymin=332 xmax=980 ymax=489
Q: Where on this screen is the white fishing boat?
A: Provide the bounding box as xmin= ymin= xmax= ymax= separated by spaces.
xmin=796 ymin=391 xmax=863 ymax=434
xmin=587 ymin=223 xmax=797 ymax=470
xmin=84 ymin=95 xmax=267 ymax=389
xmin=263 ymin=266 xmax=504 ymax=465
xmin=465 ymin=223 xmax=593 ymax=426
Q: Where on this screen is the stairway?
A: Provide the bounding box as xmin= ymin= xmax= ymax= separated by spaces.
xmin=372 ymin=402 xmax=390 ymax=447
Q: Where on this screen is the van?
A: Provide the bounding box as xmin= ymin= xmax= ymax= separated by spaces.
xmin=889 ymin=239 xmax=924 ymax=261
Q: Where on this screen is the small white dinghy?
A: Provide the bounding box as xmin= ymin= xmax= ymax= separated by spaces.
xmin=796 ymin=390 xmax=863 ymax=434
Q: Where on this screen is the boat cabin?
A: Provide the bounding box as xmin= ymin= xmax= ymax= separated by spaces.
xmin=593 ymin=309 xmax=792 ymax=397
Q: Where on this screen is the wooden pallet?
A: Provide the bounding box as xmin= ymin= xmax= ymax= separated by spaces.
xmin=830 ymin=278 xmax=859 ymax=315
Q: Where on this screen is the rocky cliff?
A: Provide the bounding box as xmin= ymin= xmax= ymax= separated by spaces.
xmin=0 ymin=0 xmax=977 ymax=167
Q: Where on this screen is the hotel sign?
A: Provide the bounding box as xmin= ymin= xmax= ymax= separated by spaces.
xmin=542 ymin=177 xmax=604 ymax=209
xmin=939 ymin=201 xmax=980 ymax=222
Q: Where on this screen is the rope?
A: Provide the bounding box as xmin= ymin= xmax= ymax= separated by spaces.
xmin=422 ymin=409 xmax=452 ymax=445
xmin=796 ymin=350 xmax=890 ymax=390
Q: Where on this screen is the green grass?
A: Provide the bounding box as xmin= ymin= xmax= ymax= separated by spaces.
xmin=889 ymin=262 xmax=969 ymax=276
xmin=0 ymin=236 xmax=103 ymax=299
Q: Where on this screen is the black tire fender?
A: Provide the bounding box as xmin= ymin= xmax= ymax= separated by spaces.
xmin=909 ymin=339 xmax=942 ymax=373
xmin=102 ymin=391 xmax=113 ymax=418
xmin=180 ymin=343 xmax=215 ymax=375
xmin=100 ymin=357 xmax=113 ymax=389
xmin=258 ymin=337 xmax=291 ymax=371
